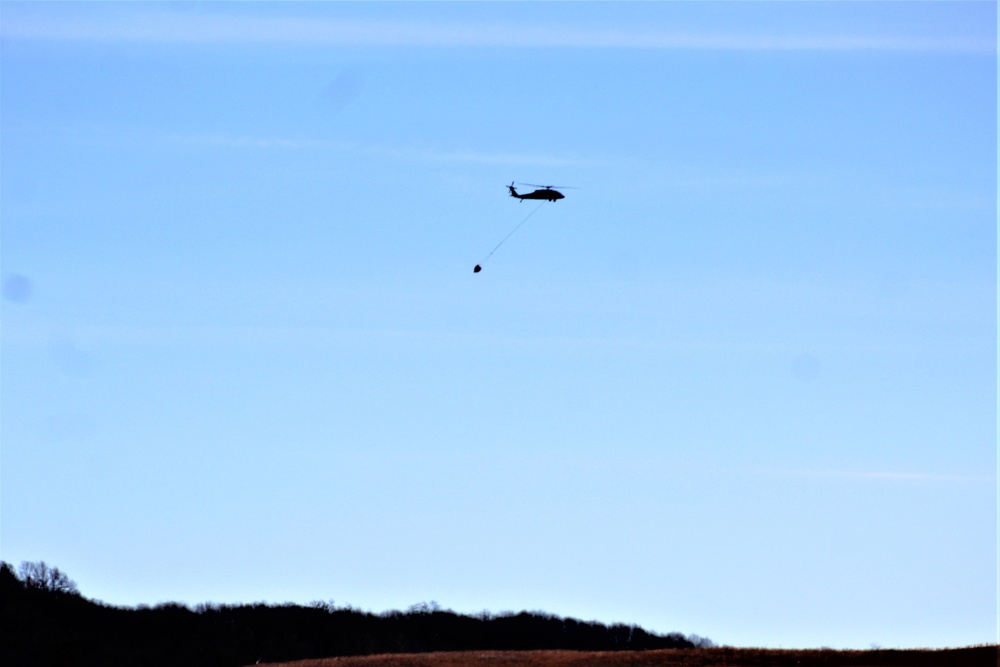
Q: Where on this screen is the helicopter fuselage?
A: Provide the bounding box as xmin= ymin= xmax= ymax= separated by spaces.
xmin=508 ymin=185 xmax=564 ymax=202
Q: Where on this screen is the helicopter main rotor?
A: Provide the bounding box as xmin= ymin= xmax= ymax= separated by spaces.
xmin=517 ymin=182 xmax=578 ymax=190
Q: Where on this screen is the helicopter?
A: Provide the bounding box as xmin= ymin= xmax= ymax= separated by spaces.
xmin=507 ymin=181 xmax=566 ymax=202
xmin=475 ymin=182 xmax=571 ymax=273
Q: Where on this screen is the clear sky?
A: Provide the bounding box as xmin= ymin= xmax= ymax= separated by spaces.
xmin=1 ymin=0 xmax=996 ymax=651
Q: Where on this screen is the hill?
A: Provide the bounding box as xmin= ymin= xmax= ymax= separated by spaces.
xmin=6 ymin=561 xmax=992 ymax=667
xmin=2 ymin=561 xmax=701 ymax=667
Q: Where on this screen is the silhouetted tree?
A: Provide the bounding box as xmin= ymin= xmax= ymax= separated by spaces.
xmin=16 ymin=560 xmax=79 ymax=595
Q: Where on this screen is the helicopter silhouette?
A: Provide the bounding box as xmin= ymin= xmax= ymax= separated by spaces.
xmin=507 ymin=182 xmax=567 ymax=202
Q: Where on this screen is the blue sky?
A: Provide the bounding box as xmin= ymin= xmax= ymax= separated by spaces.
xmin=1 ymin=0 xmax=995 ymax=650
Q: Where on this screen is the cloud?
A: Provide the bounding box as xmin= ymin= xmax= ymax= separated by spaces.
xmin=2 ymin=10 xmax=992 ymax=54
xmin=765 ymin=468 xmax=993 ymax=483
xmin=392 ymin=147 xmax=597 ymax=168
xmin=162 ymin=132 xmax=330 ymax=151
xmin=106 ymin=127 xmax=596 ymax=168
xmin=188 ymin=134 xmax=586 ymax=167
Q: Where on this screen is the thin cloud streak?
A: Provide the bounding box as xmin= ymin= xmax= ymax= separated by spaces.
xmin=160 ymin=130 xmax=597 ymax=168
xmin=399 ymin=147 xmax=597 ymax=168
xmin=3 ymin=11 xmax=992 ymax=54
xmin=764 ymin=468 xmax=993 ymax=483
xmin=24 ymin=122 xmax=593 ymax=169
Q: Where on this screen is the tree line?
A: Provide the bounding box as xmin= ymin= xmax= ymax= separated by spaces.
xmin=2 ymin=561 xmax=711 ymax=667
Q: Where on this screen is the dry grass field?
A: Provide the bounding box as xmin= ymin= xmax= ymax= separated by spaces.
xmin=255 ymin=646 xmax=997 ymax=667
